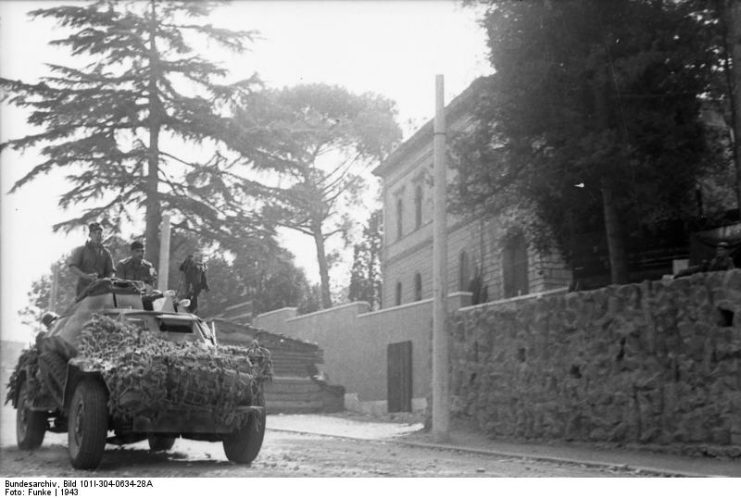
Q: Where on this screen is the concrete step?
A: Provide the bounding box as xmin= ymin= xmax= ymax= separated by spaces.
xmin=266 ymin=399 xmax=324 ymax=414
xmin=265 ymin=383 xmax=322 ymax=395
xmin=265 ymin=391 xmax=325 ymax=403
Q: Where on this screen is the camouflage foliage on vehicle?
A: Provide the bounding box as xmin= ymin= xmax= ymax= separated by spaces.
xmin=72 ymin=315 xmax=272 ymax=429
xmin=5 ymin=339 xmax=44 ymax=407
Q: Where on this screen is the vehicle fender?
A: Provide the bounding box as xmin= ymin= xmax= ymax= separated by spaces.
xmin=10 ymin=368 xmax=28 ymax=408
xmin=63 ymin=360 xmax=109 ymax=411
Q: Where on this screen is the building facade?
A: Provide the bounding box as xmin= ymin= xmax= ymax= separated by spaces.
xmin=373 ymin=77 xmax=572 ymax=309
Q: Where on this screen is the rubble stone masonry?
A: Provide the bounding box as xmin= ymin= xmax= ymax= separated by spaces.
xmin=450 ymin=270 xmax=741 ymax=454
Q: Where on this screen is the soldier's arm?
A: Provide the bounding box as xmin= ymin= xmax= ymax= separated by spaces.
xmin=114 ymin=260 xmax=125 ymax=279
xmin=149 ymin=264 xmax=158 ymax=286
xmin=68 ymin=247 xmax=96 ymax=280
xmin=102 ymin=250 xmax=114 ymax=278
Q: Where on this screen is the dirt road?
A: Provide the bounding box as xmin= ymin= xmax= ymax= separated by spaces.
xmin=1 ymin=408 xmax=653 ymax=477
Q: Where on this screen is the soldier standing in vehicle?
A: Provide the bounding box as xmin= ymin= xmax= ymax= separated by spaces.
xmin=115 ymin=240 xmax=157 ymax=287
xmin=68 ymin=222 xmax=114 ymax=297
xmin=179 ymin=251 xmax=209 ymax=313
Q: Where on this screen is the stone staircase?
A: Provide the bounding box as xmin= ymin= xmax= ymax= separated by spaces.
xmin=209 ymin=317 xmax=344 ymax=414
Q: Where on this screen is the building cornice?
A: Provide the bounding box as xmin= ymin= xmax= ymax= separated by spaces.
xmin=373 ymin=75 xmax=494 ymax=178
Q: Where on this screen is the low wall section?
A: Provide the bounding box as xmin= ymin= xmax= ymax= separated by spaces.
xmin=254 ymin=294 xmax=472 ymax=405
xmin=451 ymin=271 xmax=741 ymax=451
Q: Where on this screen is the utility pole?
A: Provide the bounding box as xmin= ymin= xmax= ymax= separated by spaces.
xmin=432 ymin=74 xmax=450 ymax=442
xmin=158 ymin=215 xmax=171 ymax=292
xmin=50 ymin=265 xmax=58 ymax=312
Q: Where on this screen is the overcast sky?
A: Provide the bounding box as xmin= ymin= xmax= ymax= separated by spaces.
xmin=0 ymin=0 xmax=490 ymax=343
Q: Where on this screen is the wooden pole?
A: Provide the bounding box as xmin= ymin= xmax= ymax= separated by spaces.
xmin=50 ymin=265 xmax=58 ymax=312
xmin=158 ymin=215 xmax=171 ymax=292
xmin=432 ymin=74 xmax=450 ymax=442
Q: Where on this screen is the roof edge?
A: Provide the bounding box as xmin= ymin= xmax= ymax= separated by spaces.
xmin=372 ymin=75 xmax=493 ymax=177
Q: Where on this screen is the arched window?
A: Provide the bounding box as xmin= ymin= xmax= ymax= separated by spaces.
xmin=459 ymin=250 xmax=470 ymax=291
xmin=414 ymin=272 xmax=422 ymax=301
xmin=396 ymin=197 xmax=403 ymax=240
xmin=502 ymin=233 xmax=529 ymax=298
xmin=414 ymin=185 xmax=423 ymax=229
xmin=395 ymin=281 xmax=403 ymax=306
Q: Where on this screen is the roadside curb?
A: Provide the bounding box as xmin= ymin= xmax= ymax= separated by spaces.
xmin=391 ymin=439 xmax=728 ymax=478
xmin=266 ymin=427 xmax=730 ymax=477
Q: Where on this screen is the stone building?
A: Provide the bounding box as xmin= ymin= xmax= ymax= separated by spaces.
xmin=372 ymin=77 xmax=572 ymax=309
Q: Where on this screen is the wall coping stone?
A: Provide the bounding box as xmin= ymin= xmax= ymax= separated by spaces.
xmin=458 ymin=286 xmax=569 ymax=312
xmin=286 ymin=301 xmax=371 ymax=322
xmin=256 ymin=307 xmax=298 ymax=319
xmin=359 ymin=291 xmax=473 ymax=319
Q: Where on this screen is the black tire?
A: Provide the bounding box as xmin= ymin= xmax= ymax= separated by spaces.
xmin=68 ymin=378 xmax=109 ymax=470
xmin=147 ymin=435 xmax=176 ymax=451
xmin=223 ymin=393 xmax=266 ymax=464
xmin=16 ymin=379 xmax=47 ymax=450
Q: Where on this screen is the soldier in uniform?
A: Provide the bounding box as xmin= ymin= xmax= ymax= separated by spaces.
xmin=115 ymin=240 xmax=157 ymax=287
xmin=179 ymin=252 xmax=209 ymax=313
xmin=707 ymin=241 xmax=736 ymax=272
xmin=68 ymin=222 xmax=114 ymax=297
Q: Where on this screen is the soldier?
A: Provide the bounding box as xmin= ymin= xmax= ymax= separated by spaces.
xmin=707 ymin=241 xmax=736 ymax=272
xmin=179 ymin=252 xmax=209 ymax=313
xmin=115 ymin=240 xmax=157 ymax=287
xmin=68 ymin=222 xmax=114 ymax=297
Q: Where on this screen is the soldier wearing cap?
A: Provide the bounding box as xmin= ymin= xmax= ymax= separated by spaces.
xmin=708 ymin=241 xmax=735 ymax=272
xmin=115 ymin=240 xmax=157 ymax=286
xmin=68 ymin=222 xmax=114 ymax=296
xmin=179 ymin=251 xmax=209 ymax=313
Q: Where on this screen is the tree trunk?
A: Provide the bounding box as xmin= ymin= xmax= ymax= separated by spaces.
xmin=601 ymin=179 xmax=629 ymax=284
xmin=594 ymin=78 xmax=629 ymax=285
xmin=145 ymin=0 xmax=162 ymax=267
xmin=312 ymin=226 xmax=333 ymax=309
xmin=724 ymin=0 xmax=741 ymax=213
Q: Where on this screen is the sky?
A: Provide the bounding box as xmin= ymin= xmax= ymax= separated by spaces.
xmin=0 ymin=0 xmax=491 ymax=344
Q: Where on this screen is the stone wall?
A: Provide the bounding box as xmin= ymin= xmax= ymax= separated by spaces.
xmin=451 ymin=271 xmax=741 ymax=453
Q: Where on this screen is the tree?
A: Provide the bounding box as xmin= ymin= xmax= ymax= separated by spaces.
xmin=1 ymin=0 xmax=263 ymax=265
xmin=717 ymin=0 xmax=741 ymax=211
xmin=348 ymin=209 xmax=383 ymax=309
xmin=231 ymin=84 xmax=401 ymax=308
xmin=454 ymin=0 xmax=722 ymax=283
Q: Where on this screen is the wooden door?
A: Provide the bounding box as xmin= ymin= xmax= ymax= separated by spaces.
xmin=387 ymin=341 xmax=412 ymax=412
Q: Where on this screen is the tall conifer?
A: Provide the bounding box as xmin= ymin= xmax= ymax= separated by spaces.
xmin=1 ymin=0 xmax=262 ymax=263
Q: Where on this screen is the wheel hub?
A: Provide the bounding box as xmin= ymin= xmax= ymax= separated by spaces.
xmin=73 ymin=399 xmax=85 ymax=446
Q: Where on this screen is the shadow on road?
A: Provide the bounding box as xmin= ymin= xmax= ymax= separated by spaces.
xmin=0 ymin=442 xmax=247 ymax=476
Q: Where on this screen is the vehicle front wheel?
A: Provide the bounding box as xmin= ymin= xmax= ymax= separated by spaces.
xmin=148 ymin=435 xmax=176 ymax=451
xmin=68 ymin=379 xmax=109 ymax=470
xmin=16 ymin=378 xmax=47 ymax=450
xmin=222 ymin=394 xmax=265 ymax=464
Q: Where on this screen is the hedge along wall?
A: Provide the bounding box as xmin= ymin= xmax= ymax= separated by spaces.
xmin=450 ymin=270 xmax=741 ymax=452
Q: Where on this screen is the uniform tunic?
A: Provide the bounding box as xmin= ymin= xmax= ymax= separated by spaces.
xmin=68 ymin=241 xmax=114 ymax=296
xmin=115 ymin=256 xmax=157 ymax=285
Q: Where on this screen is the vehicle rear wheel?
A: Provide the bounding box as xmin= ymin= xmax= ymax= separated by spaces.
xmin=16 ymin=379 xmax=47 ymax=450
xmin=148 ymin=435 xmax=176 ymax=451
xmin=223 ymin=393 xmax=266 ymax=464
xmin=68 ymin=379 xmax=108 ymax=470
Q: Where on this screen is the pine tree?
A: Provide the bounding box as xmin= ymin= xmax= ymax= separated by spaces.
xmin=232 ymin=84 xmax=401 ymax=308
xmin=1 ymin=0 xmax=262 ymax=264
